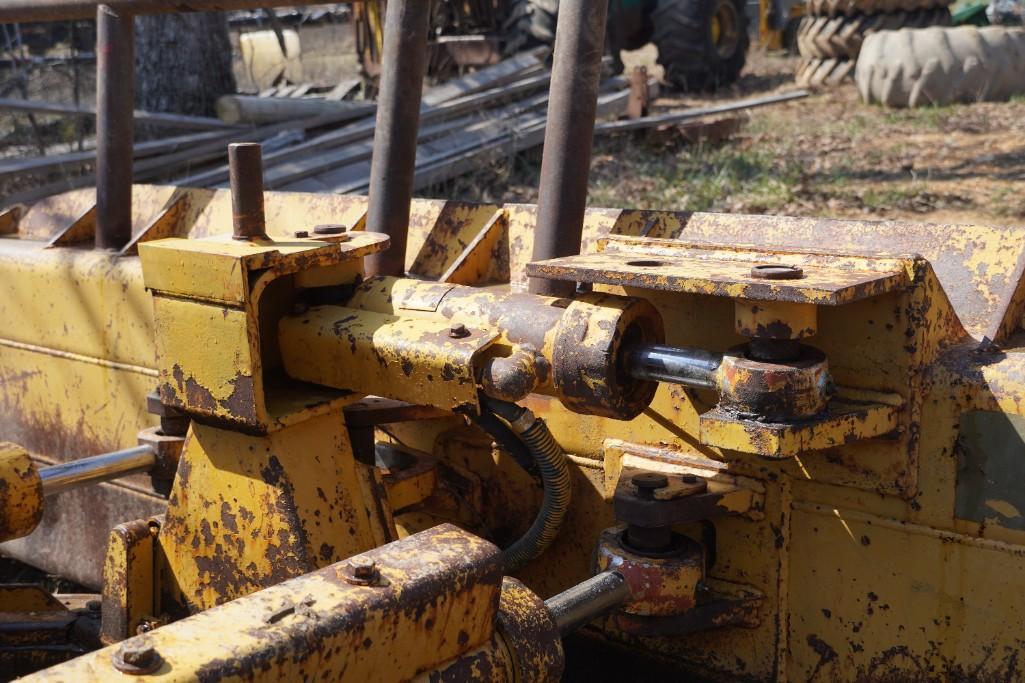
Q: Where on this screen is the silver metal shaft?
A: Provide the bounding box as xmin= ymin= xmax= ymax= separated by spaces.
xmin=545 ymin=570 xmax=630 ymax=636
xmin=628 ymin=344 xmax=723 ymax=390
xmin=40 ymin=445 xmax=156 ymax=497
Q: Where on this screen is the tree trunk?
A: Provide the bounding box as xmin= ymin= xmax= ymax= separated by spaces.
xmin=135 ymin=12 xmax=236 ymax=118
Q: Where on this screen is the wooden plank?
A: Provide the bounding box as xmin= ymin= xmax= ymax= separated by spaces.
xmin=216 ymin=94 xmax=375 ymax=125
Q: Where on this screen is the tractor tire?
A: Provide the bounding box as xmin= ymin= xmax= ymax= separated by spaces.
xmin=805 ymin=0 xmax=953 ymax=18
xmin=502 ymin=0 xmax=559 ymax=55
xmin=795 ymin=57 xmax=856 ymax=87
xmin=651 ymin=0 xmax=750 ymax=91
xmin=797 ymin=8 xmax=951 ymax=60
xmin=856 ymin=25 xmax=1025 ymax=107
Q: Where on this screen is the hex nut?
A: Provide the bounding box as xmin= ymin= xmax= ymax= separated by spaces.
xmin=112 ymin=637 xmax=162 ymax=675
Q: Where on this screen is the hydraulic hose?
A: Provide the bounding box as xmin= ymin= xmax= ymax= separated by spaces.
xmin=468 ymin=409 xmax=539 ymax=478
xmin=481 ymin=395 xmax=572 ymax=572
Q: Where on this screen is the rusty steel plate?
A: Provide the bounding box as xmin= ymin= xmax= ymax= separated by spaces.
xmin=526 ymin=252 xmax=908 ymax=306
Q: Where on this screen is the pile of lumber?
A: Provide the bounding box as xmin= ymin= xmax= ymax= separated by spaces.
xmin=1 ymin=48 xmax=809 ymax=207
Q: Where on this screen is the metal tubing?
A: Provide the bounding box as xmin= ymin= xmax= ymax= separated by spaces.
xmin=528 ymin=0 xmax=611 ymax=296
xmin=544 ymin=570 xmax=630 ymax=636
xmin=0 ymin=0 xmax=292 ymax=23
xmin=94 ymin=4 xmax=134 ymax=251
xmin=39 ymin=446 xmax=156 ymax=497
xmin=628 ymin=344 xmax=724 ymax=390
xmin=363 ymin=0 xmax=431 ymax=278
xmin=228 ymin=142 xmax=268 ymax=240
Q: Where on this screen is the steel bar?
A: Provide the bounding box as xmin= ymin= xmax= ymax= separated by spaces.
xmin=628 ymin=344 xmax=724 ymax=390
xmin=228 ymin=142 xmax=267 ymax=240
xmin=39 ymin=446 xmax=156 ymax=497
xmin=94 ymin=4 xmax=134 ymax=251
xmin=363 ymin=0 xmax=431 ymax=278
xmin=0 ymin=97 xmax=237 ymax=130
xmin=544 ymin=570 xmax=630 ymax=636
xmin=594 ymin=90 xmax=810 ymax=135
xmin=0 ymin=0 xmax=296 ymax=23
xmin=529 ymin=0 xmax=610 ymax=297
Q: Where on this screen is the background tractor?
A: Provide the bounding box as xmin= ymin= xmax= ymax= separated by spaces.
xmin=354 ymin=0 xmax=751 ymax=90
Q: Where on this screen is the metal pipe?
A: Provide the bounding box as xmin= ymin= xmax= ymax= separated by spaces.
xmin=544 ymin=570 xmax=630 ymax=636
xmin=528 ymin=0 xmax=610 ymax=297
xmin=39 ymin=445 xmax=156 ymax=497
xmin=628 ymin=344 xmax=724 ymax=390
xmin=94 ymin=4 xmax=134 ymax=251
xmin=363 ymin=0 xmax=431 ymax=278
xmin=228 ymin=142 xmax=268 ymax=240
xmin=0 ymin=0 xmax=293 ymax=23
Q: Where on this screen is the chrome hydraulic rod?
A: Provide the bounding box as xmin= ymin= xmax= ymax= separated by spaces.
xmin=39 ymin=445 xmax=156 ymax=497
xmin=545 ymin=570 xmax=630 ymax=636
xmin=627 ymin=344 xmax=723 ymax=390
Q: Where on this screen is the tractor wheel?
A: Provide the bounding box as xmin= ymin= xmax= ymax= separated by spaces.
xmin=651 ymin=0 xmax=751 ymax=91
xmin=502 ymin=0 xmax=560 ymax=55
xmin=797 ymin=7 xmax=951 ymax=61
xmin=795 ymin=56 xmax=855 ymax=87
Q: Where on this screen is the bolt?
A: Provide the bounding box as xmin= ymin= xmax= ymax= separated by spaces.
xmin=681 ymin=474 xmax=699 ymax=485
xmin=113 ymin=637 xmax=162 ymax=674
xmin=632 ymin=472 xmax=669 ymax=492
xmin=449 ymin=323 xmax=470 ymax=339
xmin=313 ymin=224 xmax=346 ymax=235
xmin=292 ymin=301 xmax=309 ymax=316
xmin=294 ymin=230 xmax=309 ymax=238
xmin=351 ymin=558 xmax=376 ymax=579
xmin=749 ymin=264 xmax=804 ymax=280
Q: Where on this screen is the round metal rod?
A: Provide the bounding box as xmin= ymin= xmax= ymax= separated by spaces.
xmin=0 ymin=0 xmax=295 ymax=23
xmin=228 ymin=142 xmax=268 ymax=240
xmin=528 ymin=0 xmax=611 ymax=297
xmin=40 ymin=445 xmax=156 ymax=497
xmin=545 ymin=570 xmax=630 ymax=636
xmin=94 ymin=4 xmax=134 ymax=251
xmin=628 ymin=344 xmax=724 ymax=389
xmin=363 ymin=0 xmax=431 ymax=278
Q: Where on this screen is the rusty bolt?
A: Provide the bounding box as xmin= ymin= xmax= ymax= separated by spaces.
xmin=632 ymin=472 xmax=669 ymax=492
xmin=352 ymin=558 xmax=376 ymax=579
xmin=294 ymin=230 xmax=310 ymax=238
xmin=342 ymin=557 xmax=382 ymax=586
xmin=112 ymin=637 xmax=162 ymax=675
xmin=449 ymin=323 xmax=470 ymax=339
xmin=313 ymin=224 xmax=346 ymax=235
xmin=750 ymin=264 xmax=804 ymax=280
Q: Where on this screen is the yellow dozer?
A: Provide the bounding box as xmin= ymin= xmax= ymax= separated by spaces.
xmin=0 ymin=0 xmax=1022 ymax=681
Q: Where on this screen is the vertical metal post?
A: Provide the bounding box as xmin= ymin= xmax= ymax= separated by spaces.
xmin=528 ymin=0 xmax=610 ymax=297
xmin=363 ymin=0 xmax=431 ymax=277
xmin=95 ymin=4 xmax=134 ymax=251
xmin=228 ymin=142 xmax=268 ymax=240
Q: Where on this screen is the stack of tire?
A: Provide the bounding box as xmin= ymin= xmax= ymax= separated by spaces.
xmin=795 ymin=0 xmax=953 ymax=87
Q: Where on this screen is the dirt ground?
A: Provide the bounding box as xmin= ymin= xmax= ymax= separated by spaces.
xmin=436 ymin=47 xmax=1025 ymax=227
xmin=3 ymin=28 xmax=1025 ymax=228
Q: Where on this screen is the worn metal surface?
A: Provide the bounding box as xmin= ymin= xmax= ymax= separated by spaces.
xmin=363 ymin=0 xmax=430 ymax=278
xmin=529 ymin=0 xmax=610 ymax=297
xmin=0 ymin=443 xmax=43 ymax=542
xmin=100 ymin=518 xmax=155 ymax=643
xmin=545 ymin=570 xmax=630 ymax=636
xmin=12 ymin=185 xmax=1025 ymax=680
xmin=0 ymin=588 xmax=100 ymax=678
xmin=597 ymin=526 xmax=703 ymax=617
xmin=279 ymin=305 xmax=499 ymax=412
xmin=26 ymin=525 xmax=506 ymax=682
xmin=94 ymin=4 xmax=134 ymax=251
xmin=156 ymin=415 xmax=378 ymax=613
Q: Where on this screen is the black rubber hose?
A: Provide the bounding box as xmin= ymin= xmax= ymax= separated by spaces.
xmin=468 ymin=409 xmax=540 ymax=478
xmin=481 ymin=395 xmax=572 ymax=572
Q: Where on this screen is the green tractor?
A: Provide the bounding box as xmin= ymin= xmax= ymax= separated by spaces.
xmin=354 ymin=0 xmax=751 ymax=91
